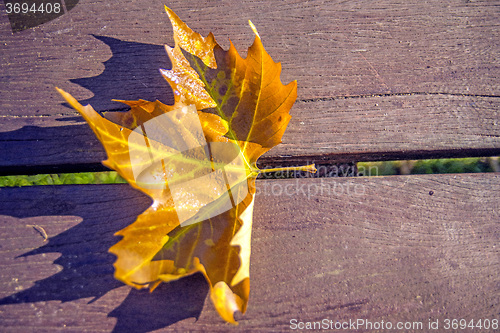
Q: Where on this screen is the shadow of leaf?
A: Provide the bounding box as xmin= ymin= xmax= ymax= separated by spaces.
xmin=1 ymin=35 xmax=176 ymax=175
xmin=0 ymin=185 xmax=149 ymax=304
xmin=68 ymin=35 xmax=174 ymax=113
xmin=109 ymin=273 xmax=208 ymax=333
xmin=0 ymin=185 xmax=208 ymax=331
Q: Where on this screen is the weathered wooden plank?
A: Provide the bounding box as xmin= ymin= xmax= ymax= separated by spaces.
xmin=1 ymin=0 xmax=499 ymax=170
xmin=0 ymin=174 xmax=498 ymax=331
xmin=1 ymin=93 xmax=499 ymax=175
xmin=1 ymin=94 xmax=499 ymax=173
xmin=1 ymin=0 xmax=498 ymax=109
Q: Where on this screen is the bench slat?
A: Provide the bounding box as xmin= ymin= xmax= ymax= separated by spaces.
xmin=2 ymin=94 xmax=498 ymax=174
xmin=1 ymin=0 xmax=499 ymax=170
xmin=1 ymin=174 xmax=498 ymax=331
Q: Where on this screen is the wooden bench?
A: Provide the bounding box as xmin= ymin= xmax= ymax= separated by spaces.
xmin=1 ymin=1 xmax=498 ymax=331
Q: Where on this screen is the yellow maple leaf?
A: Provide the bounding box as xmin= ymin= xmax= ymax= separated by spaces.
xmin=57 ymin=6 xmax=315 ymax=324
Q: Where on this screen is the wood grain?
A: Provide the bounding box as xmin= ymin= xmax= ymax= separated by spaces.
xmin=1 ymin=0 xmax=499 ymax=170
xmin=0 ymin=174 xmax=498 ymax=331
xmin=2 ymin=93 xmax=498 ymax=175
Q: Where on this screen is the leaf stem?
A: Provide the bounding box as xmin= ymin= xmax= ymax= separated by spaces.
xmin=260 ymin=164 xmax=317 ymax=175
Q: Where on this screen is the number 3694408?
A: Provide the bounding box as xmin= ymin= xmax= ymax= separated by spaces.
xmin=5 ymin=2 xmax=61 ymax=14
xmin=443 ymin=319 xmax=498 ymax=330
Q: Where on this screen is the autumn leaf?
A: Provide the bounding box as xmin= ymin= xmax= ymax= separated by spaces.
xmin=57 ymin=6 xmax=315 ymax=324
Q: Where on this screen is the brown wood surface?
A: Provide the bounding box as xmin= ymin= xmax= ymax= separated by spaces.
xmin=0 ymin=174 xmax=498 ymax=332
xmin=1 ymin=0 xmax=499 ymax=172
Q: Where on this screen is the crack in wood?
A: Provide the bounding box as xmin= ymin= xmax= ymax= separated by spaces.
xmin=299 ymin=92 xmax=500 ymax=103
